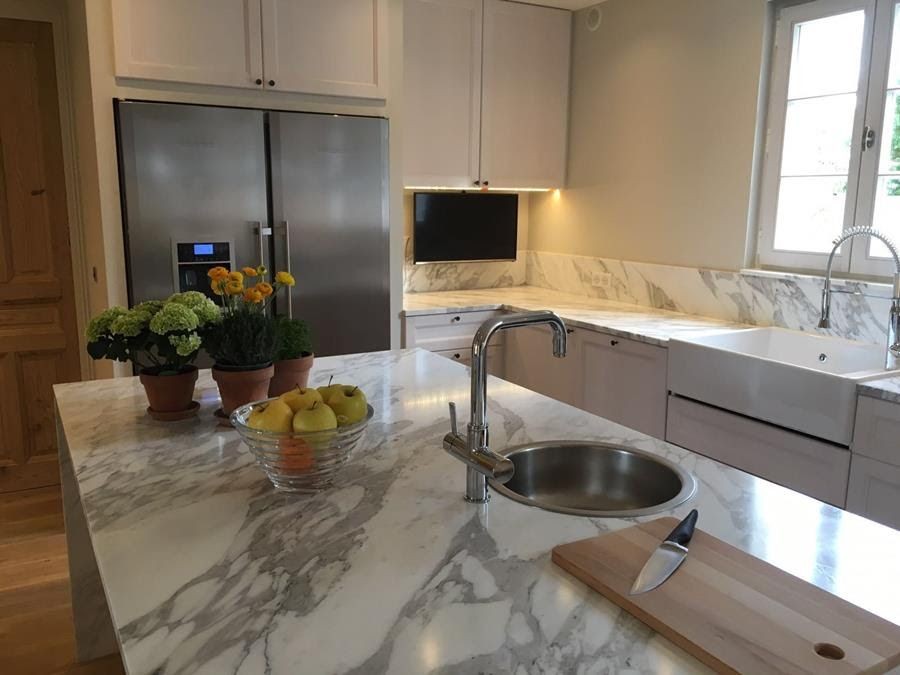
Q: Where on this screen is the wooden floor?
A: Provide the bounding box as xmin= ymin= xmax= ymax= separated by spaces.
xmin=0 ymin=486 xmax=124 ymax=675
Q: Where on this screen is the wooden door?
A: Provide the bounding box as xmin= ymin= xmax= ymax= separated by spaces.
xmin=481 ymin=0 xmax=570 ymax=190
xmin=579 ymin=331 xmax=668 ymax=439
xmin=111 ymin=0 xmax=264 ymax=89
xmin=403 ymin=0 xmax=483 ymax=188
xmin=0 ymin=19 xmax=81 ymax=492
xmin=260 ymin=0 xmax=387 ymax=98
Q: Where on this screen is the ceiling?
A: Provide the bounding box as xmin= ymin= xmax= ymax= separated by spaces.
xmin=513 ymin=0 xmax=605 ymax=10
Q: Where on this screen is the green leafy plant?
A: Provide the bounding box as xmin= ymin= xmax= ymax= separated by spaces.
xmin=203 ymin=309 xmax=277 ymax=368
xmin=85 ymin=292 xmax=221 ymax=374
xmin=274 ymin=317 xmax=313 ymax=361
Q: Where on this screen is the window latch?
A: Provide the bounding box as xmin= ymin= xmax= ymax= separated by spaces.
xmin=863 ymin=125 xmax=876 ymax=151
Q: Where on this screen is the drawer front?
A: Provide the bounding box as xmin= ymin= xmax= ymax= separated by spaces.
xmin=852 ymin=395 xmax=900 ymax=466
xmin=847 ymin=454 xmax=900 ymax=530
xmin=433 ymin=346 xmax=504 ymax=378
xmin=404 ymin=310 xmax=505 ymax=351
xmin=666 ymin=395 xmax=850 ymax=507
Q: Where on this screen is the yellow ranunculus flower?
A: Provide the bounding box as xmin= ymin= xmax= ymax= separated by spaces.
xmin=207 ymin=266 xmax=229 ymax=281
xmin=210 ymin=279 xmax=224 ymax=296
xmin=243 ymin=288 xmax=263 ymax=303
xmin=255 ymin=282 xmax=273 ymax=297
xmin=224 ymin=279 xmax=244 ymax=295
xmin=227 ymin=271 xmax=244 ymax=284
xmin=241 ymin=266 xmax=258 ymax=278
xmin=275 ymin=271 xmax=295 ymax=287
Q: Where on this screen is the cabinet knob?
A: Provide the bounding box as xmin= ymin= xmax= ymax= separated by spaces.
xmin=453 ymin=353 xmax=461 ymax=360
xmin=483 ymin=180 xmax=489 ymax=187
xmin=268 ymin=79 xmax=275 ymax=87
xmin=473 ymin=180 xmax=481 ymax=187
xmin=566 ymin=328 xmax=575 ymax=335
xmin=610 ymin=339 xmax=619 ymax=346
xmin=255 ymin=78 xmax=263 ymax=85
xmin=451 ymin=315 xmax=461 ymax=323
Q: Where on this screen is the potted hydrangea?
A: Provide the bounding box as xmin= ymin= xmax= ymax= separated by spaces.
xmin=203 ymin=265 xmax=296 ymax=417
xmin=85 ymin=292 xmax=221 ymax=420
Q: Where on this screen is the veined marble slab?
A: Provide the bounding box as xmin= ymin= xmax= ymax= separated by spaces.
xmin=403 ymin=286 xmax=741 ymax=346
xmin=859 ymin=376 xmax=900 ymax=404
xmin=55 ymin=350 xmax=900 ymax=674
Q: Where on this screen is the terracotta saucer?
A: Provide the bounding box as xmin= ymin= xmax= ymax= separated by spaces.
xmin=214 ymin=407 xmax=233 ymax=427
xmin=147 ymin=401 xmax=200 ymax=422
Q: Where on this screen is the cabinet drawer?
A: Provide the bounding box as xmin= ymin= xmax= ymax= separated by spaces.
xmin=434 ymin=345 xmax=504 ymax=378
xmin=666 ymin=395 xmax=850 ymax=507
xmin=847 ymin=454 xmax=900 ymax=531
xmin=404 ymin=310 xmax=504 ymax=351
xmin=852 ymin=395 xmax=900 ymax=466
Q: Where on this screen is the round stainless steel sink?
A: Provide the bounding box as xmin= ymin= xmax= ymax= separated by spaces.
xmin=488 ymin=441 xmax=696 ymax=517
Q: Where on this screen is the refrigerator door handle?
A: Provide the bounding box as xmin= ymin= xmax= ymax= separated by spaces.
xmin=281 ymin=220 xmax=293 ymax=319
xmin=251 ymin=221 xmax=272 ymax=267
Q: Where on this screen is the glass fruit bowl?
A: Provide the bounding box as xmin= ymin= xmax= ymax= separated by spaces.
xmin=231 ymin=399 xmax=374 ymax=493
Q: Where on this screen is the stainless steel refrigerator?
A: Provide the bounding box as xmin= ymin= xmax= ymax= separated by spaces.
xmin=116 ymin=100 xmax=390 ymax=357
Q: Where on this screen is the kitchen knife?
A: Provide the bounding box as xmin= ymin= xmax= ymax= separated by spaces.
xmin=629 ymin=509 xmax=698 ymax=595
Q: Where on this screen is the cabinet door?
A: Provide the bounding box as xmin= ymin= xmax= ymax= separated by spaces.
xmin=847 ymin=454 xmax=900 ymax=530
xmin=481 ymin=0 xmax=570 ymax=190
xmin=504 ymin=325 xmax=580 ymax=406
xmin=434 ymin=346 xmax=504 ymax=378
xmin=261 ymin=0 xmax=387 ymax=98
xmin=579 ymin=331 xmax=668 ymax=438
xmin=112 ymin=0 xmax=264 ymax=88
xmin=403 ymin=0 xmax=482 ymax=188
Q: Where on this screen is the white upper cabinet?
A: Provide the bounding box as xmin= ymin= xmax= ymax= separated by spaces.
xmin=402 ymin=0 xmax=571 ymax=190
xmin=480 ymin=0 xmax=570 ymax=190
xmin=403 ymin=0 xmax=482 ymax=188
xmin=111 ymin=0 xmax=387 ymax=99
xmin=260 ymin=0 xmax=387 ymax=98
xmin=112 ymin=0 xmax=264 ymax=88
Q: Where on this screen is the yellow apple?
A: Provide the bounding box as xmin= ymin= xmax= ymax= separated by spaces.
xmin=247 ymin=399 xmax=293 ymax=433
xmin=316 ymin=382 xmax=345 ymax=402
xmin=292 ymin=401 xmax=338 ymax=433
xmin=326 ymin=386 xmax=368 ymax=426
xmin=279 ymin=386 xmax=323 ymax=412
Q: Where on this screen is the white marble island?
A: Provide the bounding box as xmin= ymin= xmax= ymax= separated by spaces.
xmin=56 ymin=349 xmax=900 ymax=675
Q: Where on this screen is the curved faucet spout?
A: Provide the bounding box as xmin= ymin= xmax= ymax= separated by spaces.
xmin=818 ymin=227 xmax=900 ymax=368
xmin=442 ymin=310 xmax=569 ymax=504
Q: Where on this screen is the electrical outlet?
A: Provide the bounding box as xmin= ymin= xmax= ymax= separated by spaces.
xmin=591 ymin=272 xmax=611 ymax=288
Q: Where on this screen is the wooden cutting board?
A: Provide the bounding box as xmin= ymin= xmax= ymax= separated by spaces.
xmin=552 ymin=517 xmax=900 ymax=675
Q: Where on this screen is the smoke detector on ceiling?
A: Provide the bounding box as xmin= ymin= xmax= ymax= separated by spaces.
xmin=585 ymin=5 xmax=603 ymax=31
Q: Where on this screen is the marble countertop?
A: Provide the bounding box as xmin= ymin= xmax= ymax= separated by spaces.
xmin=55 ymin=350 xmax=900 ymax=675
xmin=859 ymin=376 xmax=900 ymax=404
xmin=403 ymin=286 xmax=742 ymax=346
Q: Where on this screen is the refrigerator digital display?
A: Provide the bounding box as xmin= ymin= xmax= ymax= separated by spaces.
xmin=413 ymin=192 xmax=518 ymax=263
xmin=193 ymin=243 xmax=214 ymax=256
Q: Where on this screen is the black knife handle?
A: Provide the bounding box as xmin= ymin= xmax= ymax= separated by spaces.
xmin=665 ymin=509 xmax=698 ymax=546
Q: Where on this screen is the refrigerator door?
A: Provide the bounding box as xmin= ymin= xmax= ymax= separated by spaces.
xmin=270 ymin=112 xmax=390 ymax=357
xmin=116 ymin=101 xmax=269 ymax=305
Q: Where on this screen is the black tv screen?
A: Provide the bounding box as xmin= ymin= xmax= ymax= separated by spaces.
xmin=413 ymin=192 xmax=518 ymax=263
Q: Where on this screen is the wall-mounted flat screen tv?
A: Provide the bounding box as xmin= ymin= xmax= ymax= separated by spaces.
xmin=413 ymin=192 xmax=518 ymax=263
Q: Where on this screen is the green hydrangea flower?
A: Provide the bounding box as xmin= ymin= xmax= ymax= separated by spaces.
xmin=168 ymin=332 xmax=202 ymax=357
xmin=168 ymin=291 xmax=206 ymax=308
xmin=168 ymin=292 xmax=220 ymax=326
xmin=85 ymin=306 xmax=128 ymax=342
xmin=149 ymin=302 xmax=199 ymax=335
xmin=109 ymin=308 xmax=151 ymax=337
xmin=134 ymin=300 xmax=165 ymax=316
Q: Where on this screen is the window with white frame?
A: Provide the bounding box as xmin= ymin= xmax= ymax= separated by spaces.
xmin=758 ymin=0 xmax=900 ymax=277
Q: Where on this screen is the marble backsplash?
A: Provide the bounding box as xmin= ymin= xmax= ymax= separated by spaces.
xmin=403 ymin=249 xmax=895 ymax=345
xmin=526 ymin=251 xmax=895 ymax=346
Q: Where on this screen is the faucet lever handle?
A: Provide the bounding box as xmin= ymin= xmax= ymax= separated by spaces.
xmin=448 ymin=401 xmax=458 ymax=435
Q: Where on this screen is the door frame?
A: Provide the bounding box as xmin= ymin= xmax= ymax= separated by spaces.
xmin=0 ymin=0 xmax=93 ymax=380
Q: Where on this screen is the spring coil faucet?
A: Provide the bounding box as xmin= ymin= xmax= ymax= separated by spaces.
xmin=443 ymin=310 xmax=568 ymax=503
xmin=818 ymin=227 xmax=900 ymax=370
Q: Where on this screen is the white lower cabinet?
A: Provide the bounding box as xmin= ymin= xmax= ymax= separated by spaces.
xmin=847 ymin=455 xmax=900 ymax=530
xmin=434 ymin=346 xmax=504 ymax=377
xmin=503 ymin=325 xmax=668 ymax=437
xmin=666 ymin=395 xmax=851 ymax=507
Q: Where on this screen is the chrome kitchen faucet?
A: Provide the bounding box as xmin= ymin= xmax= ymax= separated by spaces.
xmin=443 ymin=311 xmax=568 ymax=503
xmin=818 ymin=227 xmax=900 ymax=370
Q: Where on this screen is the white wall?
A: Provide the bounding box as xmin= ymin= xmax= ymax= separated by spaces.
xmin=63 ymin=0 xmax=406 ymax=375
xmin=529 ymin=0 xmax=769 ymax=271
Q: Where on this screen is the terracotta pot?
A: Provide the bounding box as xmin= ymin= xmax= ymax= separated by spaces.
xmin=140 ymin=367 xmax=199 ymax=421
xmin=212 ymin=363 xmax=275 ymax=415
xmin=268 ymin=353 xmax=315 ymax=397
